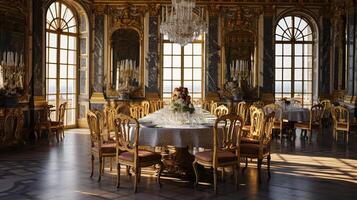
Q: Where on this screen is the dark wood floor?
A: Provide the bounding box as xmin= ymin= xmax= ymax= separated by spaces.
xmin=0 ymin=128 xmax=357 ymax=200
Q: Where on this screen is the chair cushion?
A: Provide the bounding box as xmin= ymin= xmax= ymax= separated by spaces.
xmin=50 ymin=121 xmax=64 ymax=126
xmin=118 ymin=150 xmax=161 ymax=163
xmin=241 ymin=137 xmax=259 ymax=144
xmin=240 ymin=143 xmax=268 ymax=156
xmin=195 ymin=150 xmax=237 ymax=163
xmin=100 ymin=143 xmax=116 ymax=154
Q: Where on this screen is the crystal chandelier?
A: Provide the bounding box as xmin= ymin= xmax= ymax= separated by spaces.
xmin=160 ymin=0 xmax=207 ymax=46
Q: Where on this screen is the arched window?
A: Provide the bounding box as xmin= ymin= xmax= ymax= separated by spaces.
xmin=275 ymin=16 xmax=314 ymax=107
xmin=46 ymin=1 xmax=77 ymax=126
xmin=162 ymin=35 xmax=204 ymax=100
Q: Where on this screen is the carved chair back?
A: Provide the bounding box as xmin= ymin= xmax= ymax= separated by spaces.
xmin=130 ymin=105 xmax=144 ymax=119
xmin=141 ymin=100 xmax=150 ymax=116
xmin=57 ymin=102 xmax=67 ymax=124
xmin=213 ymin=113 xmax=243 ymax=166
xmin=236 ymin=101 xmax=247 ymax=123
xmin=309 ymin=104 xmax=324 ymax=128
xmin=248 ymin=108 xmax=265 ymax=139
xmin=210 ymin=102 xmax=218 ymax=115
xmin=214 ymin=105 xmax=229 ymax=118
xmin=331 ymin=106 xmax=349 ymax=129
xmin=87 ymin=110 xmax=102 ymax=149
xmin=113 ymin=114 xmax=139 ymax=163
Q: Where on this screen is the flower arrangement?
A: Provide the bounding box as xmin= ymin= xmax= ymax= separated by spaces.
xmin=169 ymin=86 xmax=195 ymax=114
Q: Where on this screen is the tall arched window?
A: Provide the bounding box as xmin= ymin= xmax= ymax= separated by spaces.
xmin=275 ymin=16 xmax=314 ymax=107
xmin=162 ymin=35 xmax=204 ymax=100
xmin=46 ymin=1 xmax=77 ymax=126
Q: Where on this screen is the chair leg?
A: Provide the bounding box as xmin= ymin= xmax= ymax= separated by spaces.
xmin=242 ymin=157 xmax=248 ymax=173
xmin=110 ymin=158 xmax=113 ymax=172
xmin=90 ymin=155 xmax=94 ymax=178
xmin=134 ymin=167 xmax=140 ymax=193
xmin=157 ymin=161 xmax=164 ymax=188
xmin=213 ymin=168 xmax=218 ymax=194
xmin=346 ymin=131 xmax=349 ymax=144
xmin=267 ymin=154 xmax=271 ymax=179
xmin=192 ymin=160 xmax=199 ymax=188
xmin=221 ymin=167 xmax=225 ymax=182
xmin=116 ymin=163 xmax=120 ymax=188
xmin=98 ymin=157 xmax=102 ymax=182
xmin=126 ymin=166 xmax=132 ymax=176
xmin=102 ymin=157 xmax=105 ymax=174
xmin=55 ymin=130 xmax=60 ymax=143
xmin=235 ymin=163 xmax=240 ymax=190
xmin=257 ymin=159 xmax=262 ymax=183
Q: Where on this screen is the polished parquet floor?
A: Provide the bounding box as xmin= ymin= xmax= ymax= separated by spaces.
xmin=0 ymin=128 xmax=357 ymax=200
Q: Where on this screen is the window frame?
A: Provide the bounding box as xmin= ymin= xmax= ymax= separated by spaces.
xmin=161 ymin=35 xmax=205 ymax=100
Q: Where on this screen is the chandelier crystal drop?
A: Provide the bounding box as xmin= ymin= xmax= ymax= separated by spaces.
xmin=160 ymin=0 xmax=208 ymax=46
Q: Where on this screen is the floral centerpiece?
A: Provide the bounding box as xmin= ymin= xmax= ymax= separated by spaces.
xmin=169 ymin=86 xmax=195 ymax=114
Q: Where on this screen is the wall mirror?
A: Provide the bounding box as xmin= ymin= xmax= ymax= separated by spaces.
xmin=110 ymin=28 xmax=141 ymax=99
xmin=224 ymin=29 xmax=256 ymax=100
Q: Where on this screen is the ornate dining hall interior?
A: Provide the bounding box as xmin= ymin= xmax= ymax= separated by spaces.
xmin=1 ymin=0 xmax=357 ymax=199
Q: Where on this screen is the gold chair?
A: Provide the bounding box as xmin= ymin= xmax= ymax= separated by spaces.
xmin=192 ymin=114 xmax=243 ymax=194
xmin=151 ymin=99 xmax=164 ymax=112
xmin=103 ymin=105 xmax=117 ymax=141
xmin=320 ymin=99 xmax=332 ymax=125
xmin=242 ymin=105 xmax=259 ymax=133
xmin=294 ymin=104 xmax=324 ymax=140
xmin=210 ymin=102 xmax=218 ymax=115
xmin=253 ymin=100 xmax=265 ymax=108
xmin=201 ymin=100 xmax=211 ymax=111
xmin=331 ymin=106 xmax=350 ymax=143
xmin=240 ymin=110 xmax=275 ymax=180
xmin=236 ymin=101 xmax=248 ymax=124
xmin=214 ymin=105 xmax=229 ymax=117
xmin=141 ymin=101 xmax=150 ymax=116
xmin=264 ymin=103 xmax=283 ymax=140
xmin=130 ymin=105 xmax=144 ymax=119
xmin=35 ymin=102 xmax=67 ymax=142
xmin=114 ymin=114 xmax=163 ymax=193
xmin=87 ymin=110 xmax=116 ymax=182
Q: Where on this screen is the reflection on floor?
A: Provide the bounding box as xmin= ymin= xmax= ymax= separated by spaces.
xmin=0 ymin=128 xmax=357 ymax=200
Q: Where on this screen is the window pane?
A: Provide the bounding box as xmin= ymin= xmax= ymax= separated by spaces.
xmin=172 ymin=56 xmax=181 ymax=67
xmin=60 ymin=49 xmax=67 ymax=63
xmin=283 ymin=57 xmax=291 ymax=68
xmin=275 ymin=81 xmax=282 ymax=93
xmin=68 ymin=79 xmax=75 ymax=93
xmin=68 ymin=50 xmax=76 ymax=64
xmin=193 ymin=69 xmax=201 ymax=80
xmin=49 ymin=33 xmax=57 ymax=48
xmin=275 ymin=69 xmax=282 ymax=80
xmin=295 ymin=81 xmax=302 ymax=93
xmin=184 ymin=69 xmax=192 ymax=80
xmin=163 ymin=43 xmax=172 ymax=55
xmin=295 ymin=56 xmax=302 ymax=68
xmin=283 ymin=81 xmax=291 ymax=93
xmin=304 ymin=57 xmax=312 ymax=68
xmin=60 ymin=79 xmax=67 ymax=93
xmin=295 ymin=44 xmax=303 ymax=55
xmin=172 ymin=44 xmax=181 ymax=55
xmin=60 ymin=35 xmax=68 ymax=49
xmin=295 ymin=69 xmax=302 ymax=80
xmin=304 ymin=81 xmax=312 ymax=93
xmin=172 ymin=68 xmax=181 ymax=80
xmin=184 ymin=56 xmax=192 ymax=68
xmin=163 ymin=68 xmax=171 ymax=80
xmin=275 ymin=44 xmax=283 ymax=55
xmin=184 ymin=44 xmax=192 ymax=55
xmin=193 ymin=56 xmax=202 ymax=68
xmin=304 ymin=69 xmax=312 ymax=80
xmin=68 ymin=65 xmax=75 ymax=78
xmin=48 ymin=48 xmax=57 ymax=63
xmin=172 ymin=81 xmax=181 ymax=88
xmin=284 ymin=44 xmax=291 ymax=55
xmin=283 ymin=69 xmax=291 ymax=80
xmin=275 ymin=56 xmax=282 ymax=68
xmin=48 ymin=64 xmax=57 ymax=78
xmin=163 ymin=56 xmax=171 ymax=67
xmin=48 ymin=79 xmax=57 ymax=94
xmin=68 ymin=36 xmax=76 ymax=50
xmin=193 ymin=81 xmax=201 ymax=92
xmin=193 ymin=44 xmax=202 ymax=55
xmin=184 ymin=81 xmax=192 ymax=91
xmin=163 ymin=81 xmax=172 ymax=92
xmin=60 ymin=65 xmax=67 ymax=78
xmin=67 ymin=94 xmax=75 ymax=109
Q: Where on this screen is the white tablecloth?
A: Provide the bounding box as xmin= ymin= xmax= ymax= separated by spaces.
xmin=136 ymin=107 xmax=217 ymax=148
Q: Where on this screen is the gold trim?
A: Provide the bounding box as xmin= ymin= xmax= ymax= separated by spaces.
xmin=90 ymin=92 xmax=106 ymax=104
xmin=34 ymin=96 xmax=47 ymax=107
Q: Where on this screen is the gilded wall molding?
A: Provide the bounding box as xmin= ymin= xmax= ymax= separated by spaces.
xmin=108 ymin=4 xmax=147 ymax=34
